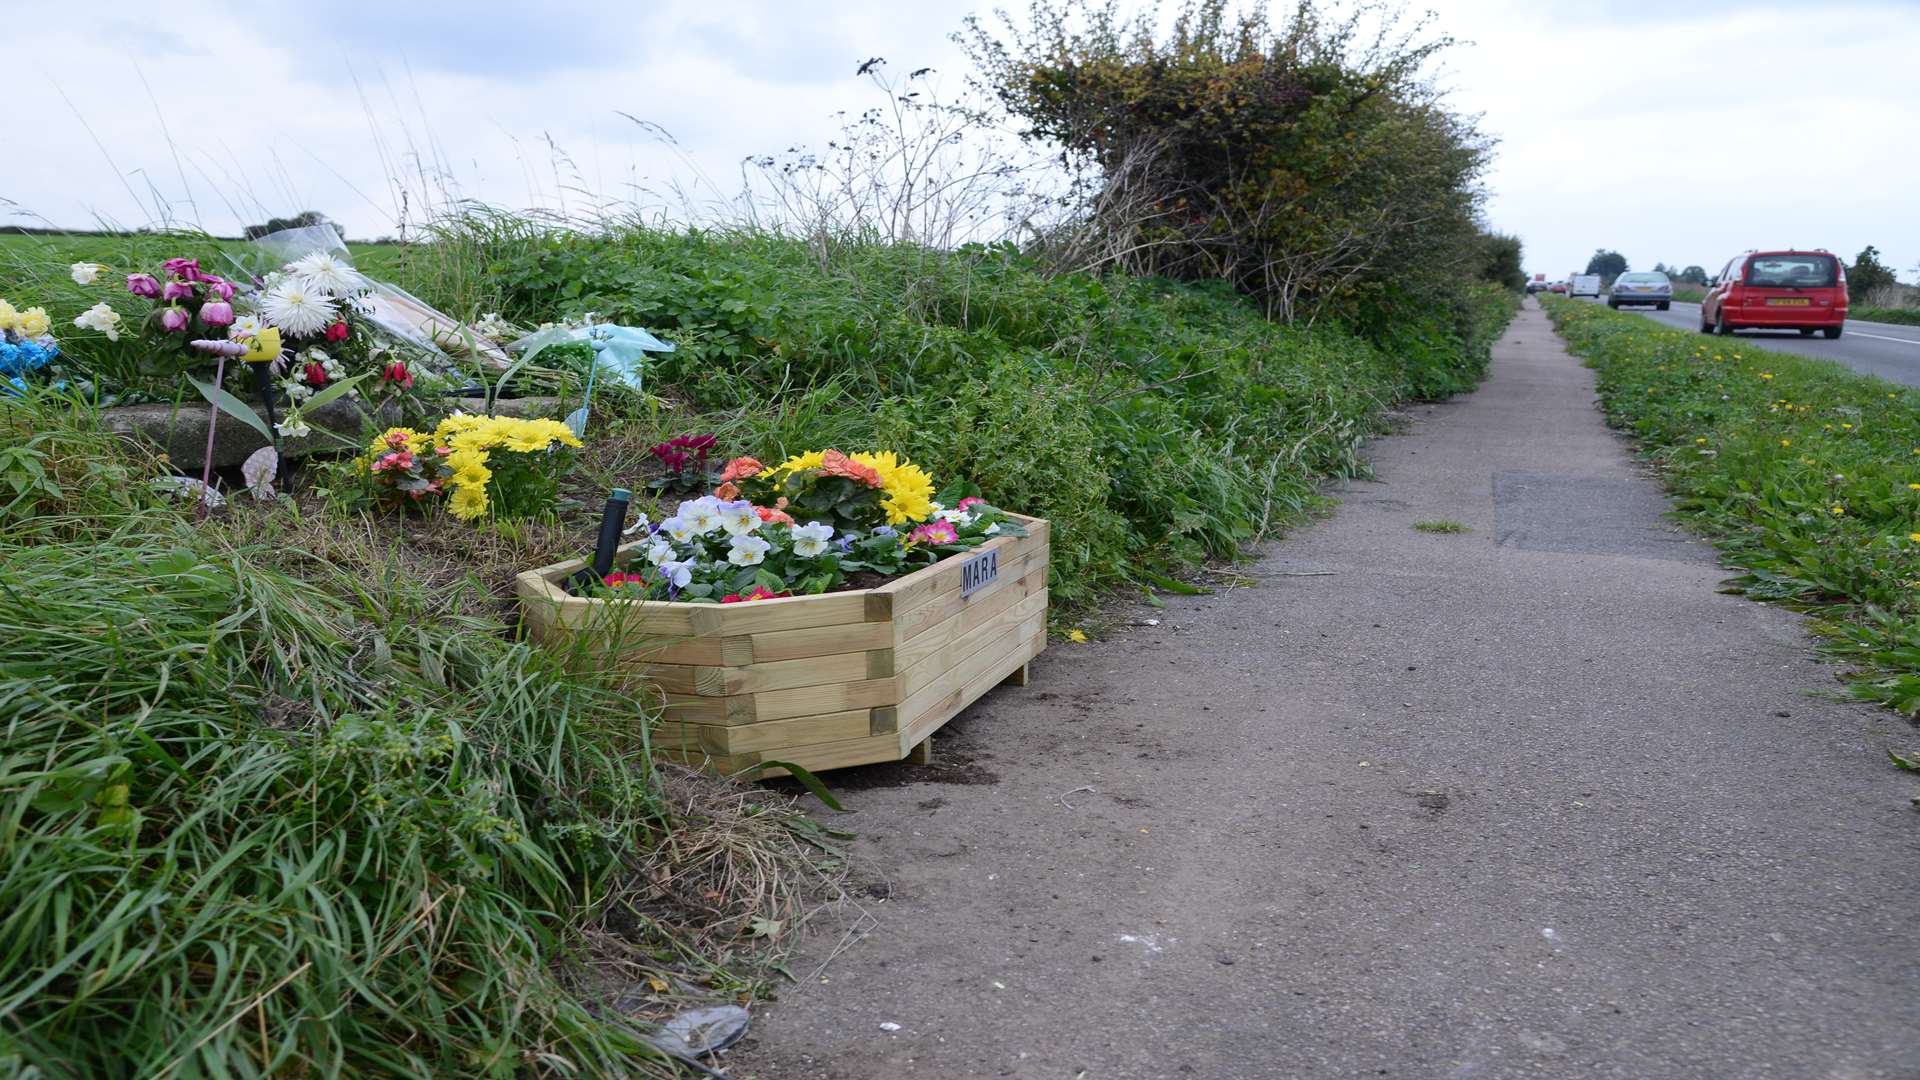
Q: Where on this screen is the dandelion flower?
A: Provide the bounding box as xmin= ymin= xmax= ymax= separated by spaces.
xmin=1830 ymin=506 xmax=1845 ymax=515
xmin=1780 ymin=439 xmax=1790 ymax=447
xmin=260 ymin=281 xmax=338 ymax=337
xmin=1066 ymin=629 xmax=1089 ymax=643
xmin=1909 ymin=533 xmax=1920 ymax=543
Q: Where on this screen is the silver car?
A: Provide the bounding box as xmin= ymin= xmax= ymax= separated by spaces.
xmin=1608 ymin=271 xmax=1672 ymax=311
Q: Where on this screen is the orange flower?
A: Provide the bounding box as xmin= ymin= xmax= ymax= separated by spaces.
xmin=819 ymin=449 xmax=882 ymax=487
xmin=714 ymin=481 xmax=741 ymax=500
xmin=755 ymin=505 xmax=795 ymax=525
xmin=719 ymin=456 xmax=763 ymax=483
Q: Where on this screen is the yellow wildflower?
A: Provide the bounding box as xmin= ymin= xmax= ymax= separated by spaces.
xmin=1758 ymin=372 xmax=1773 ymax=381
xmin=1909 ymin=484 xmax=1920 ymax=491
xmin=1910 ymin=533 xmax=1920 ymax=543
xmin=1780 ymin=440 xmax=1790 ymax=447
xmin=1841 ymin=423 xmax=1853 ymax=430
xmin=1066 ymin=629 xmax=1089 ymax=644
xmin=1695 ymin=437 xmax=1708 ymax=444
xmin=1830 ymin=506 xmax=1845 ymax=515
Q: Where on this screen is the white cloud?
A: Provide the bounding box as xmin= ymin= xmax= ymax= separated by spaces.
xmin=13 ymin=0 xmax=1916 ymax=282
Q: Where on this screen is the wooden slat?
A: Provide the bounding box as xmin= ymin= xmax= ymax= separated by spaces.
xmin=748 ymin=620 xmax=891 ymax=663
xmin=894 ymin=615 xmax=1045 ymax=738
xmin=867 ymin=513 xmax=1049 ymax=621
xmin=639 ymin=650 xmax=876 ymax=697
xmin=753 ymin=677 xmax=899 ymax=723
xmin=896 ymin=591 xmax=1048 ymax=699
xmin=894 ymin=555 xmax=1048 ymax=644
xmin=893 ymin=571 xmax=1045 ymax=672
xmin=899 ymin=629 xmax=1046 ymax=747
xmin=730 ymin=732 xmax=909 ymax=777
xmin=651 ymin=709 xmax=875 ymax=756
xmin=713 ymin=591 xmax=874 ymax=635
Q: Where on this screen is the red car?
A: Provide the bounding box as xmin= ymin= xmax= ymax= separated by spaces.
xmin=1547 ymin=282 xmax=1567 ymax=294
xmin=1700 ymin=250 xmax=1848 ymax=339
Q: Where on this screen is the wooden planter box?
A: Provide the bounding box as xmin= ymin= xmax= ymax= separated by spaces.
xmin=516 ymin=515 xmax=1049 ymax=775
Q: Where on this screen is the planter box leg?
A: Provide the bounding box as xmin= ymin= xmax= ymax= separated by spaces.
xmin=1001 ymin=662 xmax=1031 ymax=688
xmin=908 ymin=736 xmax=935 ymax=765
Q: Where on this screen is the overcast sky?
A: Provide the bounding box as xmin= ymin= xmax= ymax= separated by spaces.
xmin=13 ymin=0 xmax=1919 ymax=282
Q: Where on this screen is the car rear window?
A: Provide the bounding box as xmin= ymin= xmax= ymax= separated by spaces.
xmin=1745 ymin=254 xmax=1837 ymax=288
xmin=1616 ymin=274 xmax=1666 ymax=284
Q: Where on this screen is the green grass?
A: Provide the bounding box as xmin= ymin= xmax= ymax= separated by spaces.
xmin=0 ymin=393 xmax=837 ymax=1077
xmin=1852 ymin=305 xmax=1920 ymax=327
xmin=1411 ymin=519 xmax=1469 ymax=533
xmin=1542 ymin=295 xmax=1920 ymax=717
xmin=1671 ymin=285 xmax=1707 ymax=304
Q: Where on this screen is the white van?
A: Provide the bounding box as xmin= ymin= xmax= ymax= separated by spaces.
xmin=1569 ymin=274 xmax=1602 ymax=298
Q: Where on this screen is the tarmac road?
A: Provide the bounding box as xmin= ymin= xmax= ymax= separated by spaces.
xmin=732 ymin=301 xmax=1920 ymax=1080
xmin=1603 ymin=296 xmax=1920 ymax=386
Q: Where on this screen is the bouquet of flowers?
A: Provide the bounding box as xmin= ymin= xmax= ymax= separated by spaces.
xmin=0 ymin=297 xmax=60 ymax=395
xmin=594 ymin=448 xmax=1025 ymax=602
xmin=365 ymin=414 xmax=582 ymax=521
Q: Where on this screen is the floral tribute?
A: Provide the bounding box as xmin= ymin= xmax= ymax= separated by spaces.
xmin=0 ymin=297 xmax=60 ymax=395
xmin=591 ymin=448 xmax=1024 ymax=603
xmin=366 ymin=414 xmax=583 ymax=521
xmin=66 ymin=248 xmax=438 ymax=434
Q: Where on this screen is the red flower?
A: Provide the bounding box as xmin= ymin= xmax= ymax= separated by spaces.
xmin=381 ymin=361 xmax=413 ymax=389
xmin=910 ymin=520 xmax=960 ymax=545
xmin=303 ymin=362 xmax=329 ymax=386
xmin=719 ymin=456 xmax=763 ymax=483
xmin=714 ymin=481 xmax=741 ymax=501
xmin=722 ymin=585 xmax=790 ymax=603
xmin=325 ymin=321 xmax=350 ymax=343
xmin=754 ymin=505 xmax=795 ymax=526
xmin=602 ymin=571 xmax=648 ymax=588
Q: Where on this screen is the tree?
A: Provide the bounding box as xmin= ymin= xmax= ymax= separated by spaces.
xmin=1479 ymin=231 xmax=1526 ymax=292
xmin=1585 ymin=249 xmax=1628 ymax=280
xmin=1676 ymin=265 xmax=1709 ymax=285
xmin=1847 ymin=245 xmax=1896 ymax=299
xmin=1652 ymin=261 xmax=1671 ymax=275
xmin=964 ymin=0 xmax=1491 ymax=323
xmin=243 ymin=210 xmax=333 ymax=240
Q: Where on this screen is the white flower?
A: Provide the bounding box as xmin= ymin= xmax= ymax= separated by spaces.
xmin=287 ymin=250 xmax=368 ymax=297
xmin=983 ymin=523 xmax=1000 ymax=535
xmin=72 ymin=302 xmax=122 ymax=341
xmin=152 ymin=476 xmax=223 ymax=508
xmin=69 ymin=261 xmax=105 ymax=285
xmin=727 ymin=534 xmax=772 ymax=566
xmin=275 ymin=413 xmax=312 ymax=438
xmin=659 ymin=560 xmax=694 ymax=589
xmin=474 ymin=312 xmax=517 ymax=340
xmin=719 ymin=501 xmax=762 ymax=536
xmin=644 ymin=540 xmax=676 ymax=566
xmin=660 ymin=516 xmax=696 ymax=544
xmin=260 ymin=280 xmax=338 ymax=337
xmin=227 ymin=314 xmax=264 ymax=340
xmin=790 ymin=520 xmax=835 ymax=558
xmin=622 ymin=512 xmax=653 ymax=536
xmin=936 ymin=508 xmax=974 ymax=526
xmin=679 ymin=497 xmax=723 ymax=535
xmin=280 ymin=379 xmax=314 ymax=403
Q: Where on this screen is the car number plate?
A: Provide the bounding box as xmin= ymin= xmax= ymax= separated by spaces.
xmin=959 ymin=547 xmax=998 ymax=598
xmin=1768 ymin=298 xmax=1810 ymax=306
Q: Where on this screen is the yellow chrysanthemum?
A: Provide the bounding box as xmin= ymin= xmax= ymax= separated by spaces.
xmin=448 ymin=484 xmax=490 ymax=521
xmin=0 ymin=299 xmax=16 ymax=329
xmin=852 ymin=450 xmax=936 ymax=525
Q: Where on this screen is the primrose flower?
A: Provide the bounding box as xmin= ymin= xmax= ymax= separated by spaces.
xmin=958 ymin=496 xmax=987 ymax=511
xmin=727 ymin=534 xmax=772 ymax=566
xmin=791 ymin=520 xmax=835 ymax=557
xmin=718 ymin=499 xmax=762 ymax=536
xmin=659 ymin=560 xmax=695 ymax=589
xmin=69 ymin=262 xmax=106 ymax=285
xmin=719 ymin=456 xmax=764 ymax=483
xmin=909 ymin=520 xmax=960 ymax=546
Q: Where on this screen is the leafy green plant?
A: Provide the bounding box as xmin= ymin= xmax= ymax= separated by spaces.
xmin=1412 ymin=519 xmax=1469 ymax=533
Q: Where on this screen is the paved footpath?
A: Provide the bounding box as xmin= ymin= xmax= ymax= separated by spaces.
xmin=735 ymin=302 xmax=1920 ymax=1080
